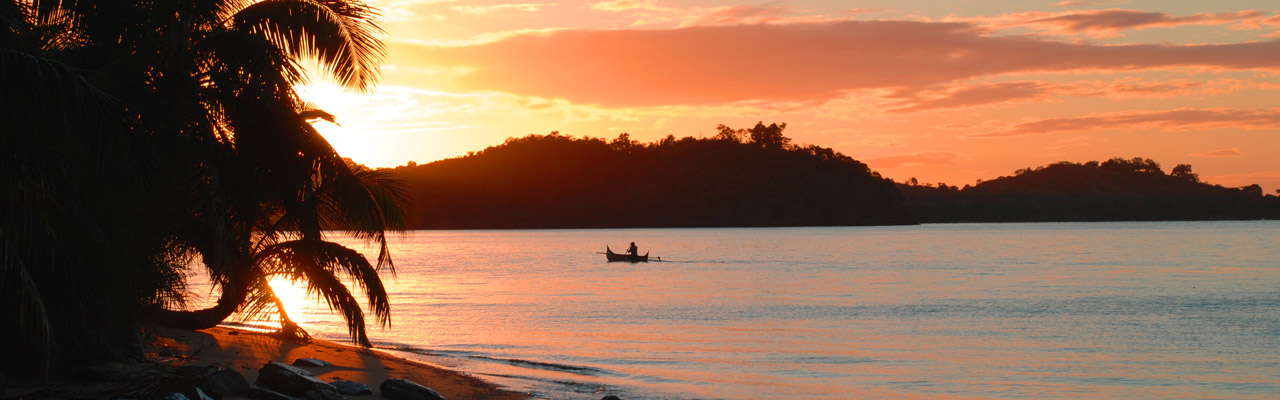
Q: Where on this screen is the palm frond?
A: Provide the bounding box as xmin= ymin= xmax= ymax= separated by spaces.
xmin=255 ymin=239 xmax=392 ymax=343
xmin=339 ymin=164 xmax=409 ymax=272
xmin=0 ymin=232 xmax=54 ymax=375
xmin=231 ymin=0 xmax=384 ymax=91
xmin=1 ymin=48 xmax=130 ymax=144
xmin=197 ymin=29 xmax=304 ymax=104
xmin=256 ymin=110 xmax=407 ymax=273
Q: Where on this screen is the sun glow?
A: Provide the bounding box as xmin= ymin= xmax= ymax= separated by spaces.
xmin=267 ymin=276 xmax=311 ymax=323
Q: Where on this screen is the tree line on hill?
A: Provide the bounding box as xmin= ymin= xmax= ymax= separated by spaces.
xmin=899 ymin=157 xmax=1280 ymax=222
xmin=386 ymin=122 xmax=915 ymax=228
xmin=387 ymin=138 xmax=1280 ymax=228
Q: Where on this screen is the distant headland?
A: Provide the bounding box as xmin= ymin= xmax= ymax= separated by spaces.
xmin=387 ymin=123 xmax=915 ymax=228
xmin=900 ymin=157 xmax=1280 ymax=222
xmin=384 ymin=124 xmax=1280 ymax=228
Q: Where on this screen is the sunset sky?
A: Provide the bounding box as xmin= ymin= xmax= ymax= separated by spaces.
xmin=303 ymin=0 xmax=1280 ymax=191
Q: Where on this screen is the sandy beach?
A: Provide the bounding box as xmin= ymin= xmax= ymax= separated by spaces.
xmin=157 ymin=326 xmax=527 ymax=399
xmin=4 ymin=326 xmax=527 ymax=400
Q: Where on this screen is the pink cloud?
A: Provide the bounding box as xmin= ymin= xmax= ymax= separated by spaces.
xmin=1190 ymin=147 xmax=1244 ymax=157
xmin=405 ymin=20 xmax=1280 ymax=107
xmin=866 ymin=151 xmax=970 ymax=168
xmin=977 ymin=108 xmax=1280 ymax=137
xmin=1023 ymin=9 xmax=1265 ymax=34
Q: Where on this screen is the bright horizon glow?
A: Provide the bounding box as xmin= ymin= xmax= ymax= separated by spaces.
xmin=304 ymin=0 xmax=1280 ymax=192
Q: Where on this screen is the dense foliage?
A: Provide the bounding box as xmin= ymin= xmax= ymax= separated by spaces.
xmin=2 ymin=0 xmax=404 ymax=376
xmin=388 ymin=124 xmax=915 ymax=228
xmin=900 ymin=158 xmax=1280 ymax=222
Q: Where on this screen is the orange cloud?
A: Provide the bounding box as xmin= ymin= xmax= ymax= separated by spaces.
xmin=1052 ymin=1 xmax=1129 ymax=7
xmin=1190 ymin=147 xmax=1244 ymax=157
xmin=885 ymin=77 xmax=1272 ymax=113
xmin=589 ymin=0 xmax=664 ymax=12
xmin=1105 ymin=79 xmax=1201 ymax=98
xmin=977 ymin=108 xmax=1280 ymax=137
xmin=887 ymin=82 xmax=1061 ymax=113
xmin=451 ymin=3 xmax=555 ymax=15
xmin=846 ymin=8 xmax=885 ymax=15
xmin=866 ymin=151 xmax=971 ymax=168
xmin=685 ymin=4 xmax=795 ymax=26
xmin=1048 ymin=136 xmax=1091 ymax=150
xmin=406 ymin=20 xmax=1280 ymax=107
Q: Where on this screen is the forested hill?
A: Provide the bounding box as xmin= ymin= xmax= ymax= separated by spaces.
xmin=900 ymin=158 xmax=1280 ymax=222
xmin=387 ymin=124 xmax=914 ymax=228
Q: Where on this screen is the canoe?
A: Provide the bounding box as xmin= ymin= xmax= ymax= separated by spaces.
xmin=605 ymin=246 xmax=649 ymax=262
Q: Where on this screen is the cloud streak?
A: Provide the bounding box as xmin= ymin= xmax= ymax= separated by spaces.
xmin=866 ymin=151 xmax=971 ymax=168
xmin=977 ymin=108 xmax=1280 ymax=137
xmin=403 ymin=20 xmax=1280 ymax=107
xmin=451 ymin=3 xmax=555 ymax=15
xmin=1022 ymin=9 xmax=1265 ymax=35
xmin=1190 ymin=148 xmax=1244 ymax=157
xmin=886 ymin=77 xmax=1266 ymax=113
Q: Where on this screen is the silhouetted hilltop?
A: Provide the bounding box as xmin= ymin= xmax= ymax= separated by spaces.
xmin=901 ymin=158 xmax=1280 ymax=222
xmin=388 ymin=123 xmax=914 ymax=228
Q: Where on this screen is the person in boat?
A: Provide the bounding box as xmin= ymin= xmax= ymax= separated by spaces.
xmin=627 ymin=242 xmax=638 ymax=256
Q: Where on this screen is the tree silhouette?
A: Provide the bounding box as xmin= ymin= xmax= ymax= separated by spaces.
xmin=1171 ymin=164 xmax=1199 ymax=182
xmin=901 ymin=159 xmax=1279 ymax=222
xmin=715 ymin=124 xmax=747 ymax=142
xmin=388 ymin=125 xmax=913 ymax=228
xmin=747 ymin=121 xmax=790 ymax=149
xmin=2 ymin=0 xmax=404 ymax=374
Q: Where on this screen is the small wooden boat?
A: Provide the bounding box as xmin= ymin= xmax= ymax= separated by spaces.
xmin=605 ymin=246 xmax=649 ymax=262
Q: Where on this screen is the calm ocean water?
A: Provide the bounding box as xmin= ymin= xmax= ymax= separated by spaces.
xmin=251 ymin=222 xmax=1279 ymax=399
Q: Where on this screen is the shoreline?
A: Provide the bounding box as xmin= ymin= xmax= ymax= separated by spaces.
xmin=3 ymin=326 xmax=528 ymax=400
xmin=151 ymin=326 xmax=528 ymax=400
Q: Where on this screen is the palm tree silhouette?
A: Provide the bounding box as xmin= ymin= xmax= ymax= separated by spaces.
xmin=2 ymin=0 xmax=405 ymax=373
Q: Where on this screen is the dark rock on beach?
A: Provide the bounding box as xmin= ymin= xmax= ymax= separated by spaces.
xmin=380 ymin=378 xmax=446 ymax=400
xmin=331 ymin=378 xmax=373 ymax=395
xmin=190 ymin=368 xmax=252 ymax=397
xmin=292 ymin=358 xmax=333 ymax=368
xmin=256 ymin=361 xmax=340 ymax=398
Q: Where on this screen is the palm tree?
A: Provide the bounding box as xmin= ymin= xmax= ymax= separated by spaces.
xmin=2 ymin=0 xmax=405 ymax=374
xmin=125 ymin=0 xmax=403 ymax=344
